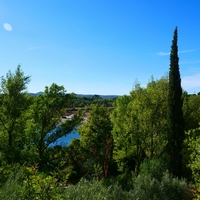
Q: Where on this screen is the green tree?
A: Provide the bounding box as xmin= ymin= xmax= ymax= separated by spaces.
xmin=132 ymin=77 xmax=168 ymax=160
xmin=78 ymin=105 xmax=113 ymax=179
xmin=111 ymin=77 xmax=168 ymax=176
xmin=185 ymin=127 xmax=200 ymax=199
xmin=167 ymin=27 xmax=184 ymax=178
xmin=112 ymin=91 xmax=145 ymax=175
xmin=182 ymin=93 xmax=200 ymax=180
xmin=56 ymin=138 xmax=89 ymax=183
xmin=183 ymin=93 xmax=200 ymax=131
xmin=0 ymin=65 xmax=31 ymax=163
xmin=25 ymin=83 xmax=82 ymax=169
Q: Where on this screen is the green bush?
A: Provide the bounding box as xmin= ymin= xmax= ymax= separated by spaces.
xmin=139 ymin=158 xmax=167 ymax=180
xmin=0 ymin=161 xmax=21 ymax=188
xmin=0 ymin=168 xmax=192 ymax=200
xmin=132 ymin=172 xmax=192 ymax=200
xmin=0 ymin=166 xmax=23 ymax=200
xmin=62 ymin=178 xmax=132 ymax=200
xmin=0 ymin=165 xmax=62 ymax=200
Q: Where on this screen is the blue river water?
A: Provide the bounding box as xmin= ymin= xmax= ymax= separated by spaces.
xmin=50 ymin=130 xmax=80 ymax=147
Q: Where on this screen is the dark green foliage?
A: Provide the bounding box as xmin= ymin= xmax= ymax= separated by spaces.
xmin=0 ymin=65 xmax=31 ymax=163
xmin=139 ymin=157 xmax=167 ymax=180
xmin=70 ymin=95 xmax=116 ymax=108
xmin=53 ymin=138 xmax=89 ymax=184
xmin=167 ymin=27 xmax=185 ymax=178
xmin=78 ymin=105 xmax=114 ymax=179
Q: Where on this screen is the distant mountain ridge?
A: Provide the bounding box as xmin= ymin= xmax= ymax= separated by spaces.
xmin=29 ymin=92 xmax=44 ymax=96
xmin=76 ymin=94 xmax=119 ymax=99
xmin=29 ymin=92 xmax=119 ymax=99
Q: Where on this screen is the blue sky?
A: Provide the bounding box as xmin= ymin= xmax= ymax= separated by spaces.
xmin=1 ymin=0 xmax=200 ymax=95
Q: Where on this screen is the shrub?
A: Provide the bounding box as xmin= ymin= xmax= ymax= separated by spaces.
xmin=132 ymin=172 xmax=192 ymax=200
xmin=0 ymin=168 xmax=192 ymax=200
xmin=62 ymin=178 xmax=133 ymax=200
xmin=0 ymin=165 xmax=62 ymax=200
xmin=0 ymin=166 xmax=23 ymax=200
xmin=139 ymin=157 xmax=167 ymax=180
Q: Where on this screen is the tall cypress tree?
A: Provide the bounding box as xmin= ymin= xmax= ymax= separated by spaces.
xmin=167 ymin=27 xmax=184 ymax=178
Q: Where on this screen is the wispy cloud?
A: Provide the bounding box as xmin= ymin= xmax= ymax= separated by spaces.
xmin=156 ymin=49 xmax=197 ymax=56
xmin=179 ymin=49 xmax=197 ymax=54
xmin=25 ymin=46 xmax=46 ymax=51
xmin=180 ymin=60 xmax=200 ymax=65
xmin=156 ymin=52 xmax=170 ymax=56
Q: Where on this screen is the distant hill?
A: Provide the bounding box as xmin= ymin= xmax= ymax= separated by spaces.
xmin=76 ymin=94 xmax=119 ymax=99
xmin=29 ymin=92 xmax=119 ymax=99
xmin=29 ymin=92 xmax=44 ymax=96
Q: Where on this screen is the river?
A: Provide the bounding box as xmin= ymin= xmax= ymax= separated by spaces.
xmin=50 ymin=129 xmax=80 ymax=147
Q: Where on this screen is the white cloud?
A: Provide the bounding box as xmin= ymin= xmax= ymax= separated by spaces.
xmin=156 ymin=49 xmax=197 ymax=56
xmin=179 ymin=49 xmax=197 ymax=54
xmin=156 ymin=51 xmax=170 ymax=56
xmin=182 ymin=73 xmax=200 ymax=93
xmin=3 ymin=23 xmax=12 ymax=31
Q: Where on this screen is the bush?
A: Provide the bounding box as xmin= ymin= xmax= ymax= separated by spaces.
xmin=62 ymin=178 xmax=133 ymax=200
xmin=139 ymin=158 xmax=167 ymax=180
xmin=0 ymin=168 xmax=192 ymax=200
xmin=0 ymin=165 xmax=62 ymax=200
xmin=0 ymin=166 xmax=23 ymax=200
xmin=132 ymin=172 xmax=192 ymax=200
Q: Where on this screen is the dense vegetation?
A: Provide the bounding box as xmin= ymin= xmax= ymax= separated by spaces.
xmin=67 ymin=94 xmax=116 ymax=109
xmin=0 ymin=28 xmax=199 ymax=199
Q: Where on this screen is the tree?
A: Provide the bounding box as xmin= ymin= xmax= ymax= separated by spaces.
xmin=185 ymin=127 xmax=200 ymax=198
xmin=0 ymin=65 xmax=31 ymax=163
xmin=111 ymin=92 xmax=144 ymax=175
xmin=25 ymin=83 xmax=82 ymax=169
xmin=167 ymin=27 xmax=184 ymax=178
xmin=183 ymin=93 xmax=200 ymax=131
xmin=111 ymin=77 xmax=169 ymax=175
xmin=181 ymin=93 xmax=200 ymax=180
xmin=57 ymin=138 xmax=89 ymax=183
xmin=92 ymin=94 xmax=101 ymax=100
xmin=78 ymin=105 xmax=113 ymax=179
